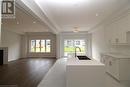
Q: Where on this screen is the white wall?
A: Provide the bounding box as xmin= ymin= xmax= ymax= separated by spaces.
xmin=91 ymin=26 xmax=108 ymax=61
xmin=56 ymin=34 xmax=61 ymax=58
xmin=0 ymin=1 xmax=1 ymax=46
xmin=1 ymin=29 xmax=21 ymax=61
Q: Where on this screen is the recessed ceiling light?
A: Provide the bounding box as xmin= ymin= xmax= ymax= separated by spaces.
xmin=33 ymin=21 xmax=36 ymax=24
xmin=96 ymin=13 xmax=99 ymax=17
xmin=16 ymin=21 xmax=19 ymax=24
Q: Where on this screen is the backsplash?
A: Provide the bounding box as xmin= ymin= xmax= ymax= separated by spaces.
xmin=109 ymin=45 xmax=130 ymax=55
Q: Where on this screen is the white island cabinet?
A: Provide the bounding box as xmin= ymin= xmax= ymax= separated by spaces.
xmin=101 ymin=53 xmax=130 ymax=81
xmin=67 ymin=57 xmax=105 ymax=87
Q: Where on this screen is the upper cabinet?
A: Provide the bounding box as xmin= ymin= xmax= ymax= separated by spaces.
xmin=105 ymin=13 xmax=130 ymax=45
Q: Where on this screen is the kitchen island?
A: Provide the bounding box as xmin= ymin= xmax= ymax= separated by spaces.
xmin=67 ymin=57 xmax=105 ymax=87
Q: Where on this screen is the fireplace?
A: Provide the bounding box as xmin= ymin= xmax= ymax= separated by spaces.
xmin=0 ymin=50 xmax=3 ymax=65
xmin=0 ymin=47 xmax=8 ymax=64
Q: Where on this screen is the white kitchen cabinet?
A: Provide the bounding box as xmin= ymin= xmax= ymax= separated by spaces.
xmin=105 ymin=14 xmax=130 ymax=45
xmin=67 ymin=58 xmax=105 ymax=87
xmin=106 ymin=56 xmax=120 ymax=80
xmin=126 ymin=31 xmax=130 ymax=43
xmin=101 ymin=54 xmax=108 ymax=71
xmin=105 ymin=22 xmax=116 ymax=44
xmin=101 ymin=54 xmax=130 ymax=81
xmin=119 ymin=59 xmax=130 ymax=80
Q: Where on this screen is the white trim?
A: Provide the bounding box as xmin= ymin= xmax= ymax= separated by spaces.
xmin=19 ymin=0 xmax=59 ymax=34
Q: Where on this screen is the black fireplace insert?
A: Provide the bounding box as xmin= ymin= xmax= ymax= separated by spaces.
xmin=0 ymin=50 xmax=3 ymax=65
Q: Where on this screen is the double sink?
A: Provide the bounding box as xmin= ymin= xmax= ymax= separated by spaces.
xmin=77 ymin=56 xmax=91 ymax=60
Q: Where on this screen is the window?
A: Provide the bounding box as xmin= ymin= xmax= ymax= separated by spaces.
xmin=41 ymin=40 xmax=45 ymax=52
xmin=36 ymin=40 xmax=40 ymax=52
xmin=31 ymin=40 xmax=35 ymax=52
xmin=75 ymin=40 xmax=80 ymax=45
xmin=67 ymin=40 xmax=73 ymax=46
xmin=30 ymin=39 xmax=51 ymax=53
xmin=46 ymin=39 xmax=51 ymax=52
xmin=64 ymin=39 xmax=86 ymax=56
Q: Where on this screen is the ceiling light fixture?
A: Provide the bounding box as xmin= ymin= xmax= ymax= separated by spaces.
xmin=73 ymin=27 xmax=79 ymax=33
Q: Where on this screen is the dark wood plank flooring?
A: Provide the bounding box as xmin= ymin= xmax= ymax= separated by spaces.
xmin=0 ymin=58 xmax=56 ymax=87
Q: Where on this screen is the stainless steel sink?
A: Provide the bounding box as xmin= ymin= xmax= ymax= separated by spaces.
xmin=77 ymin=56 xmax=91 ymax=60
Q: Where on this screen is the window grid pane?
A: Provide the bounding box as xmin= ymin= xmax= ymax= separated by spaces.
xmin=31 ymin=40 xmax=35 ymax=52
xmin=36 ymin=40 xmax=41 ymax=52
xmin=41 ymin=40 xmax=45 ymax=52
xmin=46 ymin=39 xmax=51 ymax=52
xmin=30 ymin=39 xmax=51 ymax=53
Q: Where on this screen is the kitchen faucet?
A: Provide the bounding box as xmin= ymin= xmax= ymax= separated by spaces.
xmin=75 ymin=47 xmax=81 ymax=58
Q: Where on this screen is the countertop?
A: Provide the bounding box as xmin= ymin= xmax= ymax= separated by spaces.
xmin=67 ymin=57 xmax=104 ymax=66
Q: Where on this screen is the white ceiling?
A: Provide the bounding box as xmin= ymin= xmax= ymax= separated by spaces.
xmin=2 ymin=0 xmax=130 ymax=34
xmin=2 ymin=6 xmax=50 ymax=34
xmin=34 ymin=0 xmax=130 ymax=32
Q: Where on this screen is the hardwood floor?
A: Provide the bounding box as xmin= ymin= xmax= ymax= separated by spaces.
xmin=0 ymin=58 xmax=56 ymax=87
